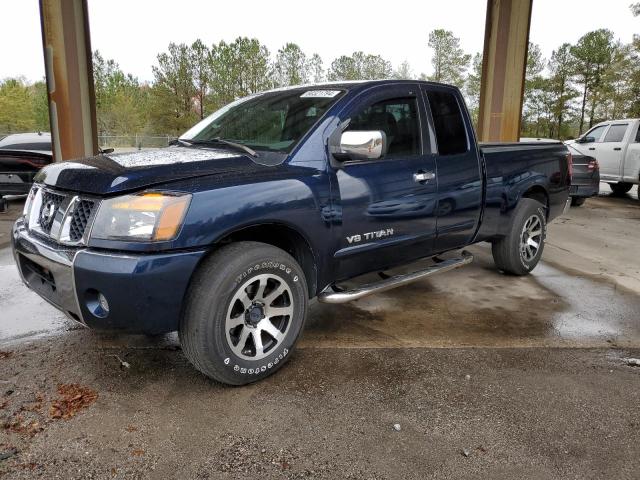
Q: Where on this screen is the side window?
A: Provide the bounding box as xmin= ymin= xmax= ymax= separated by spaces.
xmin=635 ymin=125 xmax=640 ymax=143
xmin=426 ymin=90 xmax=468 ymax=155
xmin=584 ymin=125 xmax=608 ymax=142
xmin=602 ymin=124 xmax=629 ymax=143
xmin=346 ymin=97 xmax=420 ymax=157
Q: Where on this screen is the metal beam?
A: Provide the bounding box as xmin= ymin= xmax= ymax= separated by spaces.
xmin=40 ymin=0 xmax=97 ymax=161
xmin=477 ymin=0 xmax=533 ymax=142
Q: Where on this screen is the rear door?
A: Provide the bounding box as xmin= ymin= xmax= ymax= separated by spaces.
xmin=332 ymin=84 xmax=438 ymax=278
xmin=422 ymin=86 xmax=482 ymax=252
xmin=598 ymin=123 xmax=630 ymax=179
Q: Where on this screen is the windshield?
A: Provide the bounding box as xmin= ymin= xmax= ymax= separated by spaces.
xmin=180 ymin=89 xmax=345 ymax=153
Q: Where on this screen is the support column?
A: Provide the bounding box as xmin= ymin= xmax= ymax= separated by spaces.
xmin=40 ymin=0 xmax=98 ymax=161
xmin=477 ymin=0 xmax=533 ymax=142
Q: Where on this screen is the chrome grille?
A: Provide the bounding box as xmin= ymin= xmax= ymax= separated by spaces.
xmin=38 ymin=190 xmax=65 ymax=234
xmin=27 ymin=186 xmax=99 ymax=245
xmin=69 ymin=199 xmax=95 ymax=242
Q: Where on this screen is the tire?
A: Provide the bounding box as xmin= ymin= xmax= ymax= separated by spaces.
xmin=609 ymin=182 xmax=633 ymax=195
xmin=491 ymin=198 xmax=547 ymax=276
xmin=571 ymin=197 xmax=586 ymax=207
xmin=180 ymin=241 xmax=308 ymax=385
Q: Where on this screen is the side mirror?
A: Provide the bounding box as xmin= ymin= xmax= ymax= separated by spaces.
xmin=578 ymin=136 xmax=595 ymax=144
xmin=336 ymin=130 xmax=386 ymax=161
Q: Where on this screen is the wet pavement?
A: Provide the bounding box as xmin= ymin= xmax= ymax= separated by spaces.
xmin=0 ymin=188 xmax=639 ymax=479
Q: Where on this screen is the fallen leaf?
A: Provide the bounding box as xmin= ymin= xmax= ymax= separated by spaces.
xmin=49 ymin=384 xmax=98 ymax=420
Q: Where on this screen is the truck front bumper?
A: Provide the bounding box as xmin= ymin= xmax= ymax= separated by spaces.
xmin=11 ymin=218 xmax=206 ymax=334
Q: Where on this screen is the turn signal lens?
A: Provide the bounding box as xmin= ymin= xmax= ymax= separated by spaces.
xmin=91 ymin=192 xmax=191 ymax=242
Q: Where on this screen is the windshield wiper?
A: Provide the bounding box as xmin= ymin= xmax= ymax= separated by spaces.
xmin=186 ymin=138 xmax=259 ymax=158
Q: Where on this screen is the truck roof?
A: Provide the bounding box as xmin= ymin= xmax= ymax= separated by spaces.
xmin=262 ymin=79 xmax=461 ymax=95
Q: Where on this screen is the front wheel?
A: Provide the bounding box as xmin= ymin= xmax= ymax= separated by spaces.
xmin=491 ymin=198 xmax=547 ymax=275
xmin=180 ymin=242 xmax=308 ymax=385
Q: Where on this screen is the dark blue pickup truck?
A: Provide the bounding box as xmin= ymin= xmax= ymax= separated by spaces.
xmin=12 ymin=80 xmax=570 ymax=384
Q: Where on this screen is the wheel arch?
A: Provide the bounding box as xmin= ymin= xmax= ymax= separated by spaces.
xmin=521 ymin=184 xmax=549 ymax=219
xmin=214 ymin=222 xmax=318 ymax=298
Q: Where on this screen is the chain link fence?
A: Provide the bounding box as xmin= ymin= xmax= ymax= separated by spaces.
xmin=1 ymin=133 xmax=177 ymax=150
xmin=98 ymin=134 xmax=177 ymax=150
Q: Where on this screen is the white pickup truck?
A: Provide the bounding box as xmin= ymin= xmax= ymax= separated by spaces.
xmin=568 ymin=119 xmax=640 ymax=196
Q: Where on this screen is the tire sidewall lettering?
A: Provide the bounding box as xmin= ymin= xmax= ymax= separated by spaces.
xmin=226 ymin=262 xmax=301 ymax=376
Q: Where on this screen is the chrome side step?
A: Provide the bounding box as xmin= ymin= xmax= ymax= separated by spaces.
xmin=318 ymin=251 xmax=473 ymax=304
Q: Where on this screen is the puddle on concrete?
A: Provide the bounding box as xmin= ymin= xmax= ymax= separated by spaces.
xmin=0 ymin=250 xmax=74 ymax=344
xmin=300 ymin=245 xmax=640 ymax=349
xmin=1 ymin=243 xmax=639 ymax=349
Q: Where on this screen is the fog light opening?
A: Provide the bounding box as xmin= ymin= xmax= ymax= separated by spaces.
xmin=85 ymin=289 xmax=110 ymax=318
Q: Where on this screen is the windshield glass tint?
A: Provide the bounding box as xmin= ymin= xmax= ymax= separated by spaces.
xmin=181 ymin=89 xmax=344 ymax=153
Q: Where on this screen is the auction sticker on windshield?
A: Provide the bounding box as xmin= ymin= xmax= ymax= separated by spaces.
xmin=300 ymin=90 xmax=341 ymax=98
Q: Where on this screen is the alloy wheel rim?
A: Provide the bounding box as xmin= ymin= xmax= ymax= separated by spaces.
xmin=225 ymin=273 xmax=293 ymax=361
xmin=520 ymin=215 xmax=542 ymax=263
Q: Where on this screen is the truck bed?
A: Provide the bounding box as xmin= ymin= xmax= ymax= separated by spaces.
xmin=476 ymin=141 xmax=570 ymax=241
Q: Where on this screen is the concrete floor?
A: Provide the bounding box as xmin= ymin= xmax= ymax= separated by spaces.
xmin=0 ymin=185 xmax=639 ymax=479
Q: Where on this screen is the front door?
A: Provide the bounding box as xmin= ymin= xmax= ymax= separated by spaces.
xmin=331 ymin=84 xmax=438 ymax=279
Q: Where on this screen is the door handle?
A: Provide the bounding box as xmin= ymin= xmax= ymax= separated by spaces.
xmin=613 ymin=147 xmax=622 ymax=151
xmin=588 ymin=147 xmax=595 ymax=150
xmin=414 ymin=171 xmax=435 ymax=183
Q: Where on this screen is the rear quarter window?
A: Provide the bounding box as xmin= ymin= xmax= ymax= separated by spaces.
xmin=426 ymin=90 xmax=468 ymax=155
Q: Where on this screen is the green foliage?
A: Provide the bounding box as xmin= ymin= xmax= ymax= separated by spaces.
xmin=327 ymin=52 xmax=393 ymax=81
xmin=93 ymin=51 xmax=149 ymax=136
xmin=274 ymin=43 xmax=310 ymax=87
xmin=427 ymin=29 xmax=471 ymax=86
xmin=464 ymin=53 xmax=483 ymax=126
xmin=4 ymin=20 xmax=639 ymax=141
xmin=392 ymin=61 xmax=414 ymax=80
xmin=570 ymin=29 xmax=616 ymax=133
xmin=0 ymin=78 xmax=49 ymax=133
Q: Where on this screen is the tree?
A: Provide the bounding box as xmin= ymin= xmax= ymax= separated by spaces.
xmin=570 ymin=29 xmax=615 ymax=133
xmin=151 ymin=43 xmax=197 ymax=135
xmin=547 ymin=43 xmax=578 ymax=138
xmin=464 ymin=53 xmax=483 ymax=126
xmin=427 ymin=29 xmax=470 ymax=86
xmin=208 ymin=37 xmax=272 ymax=110
xmin=632 ymin=2 xmax=640 ymax=16
xmin=0 ymin=78 xmax=50 ymax=133
xmin=522 ymin=43 xmax=549 ymax=137
xmin=190 ymin=39 xmax=211 ymax=119
xmin=393 ymin=61 xmax=414 ymax=80
xmin=309 ymin=53 xmax=325 ymax=83
xmin=274 ymin=43 xmax=310 ymax=87
xmin=327 ymin=51 xmax=392 ymax=81
xmin=93 ymin=51 xmax=149 ymax=136
xmin=0 ymin=79 xmax=36 ymax=132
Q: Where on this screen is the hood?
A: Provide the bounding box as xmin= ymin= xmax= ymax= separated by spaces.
xmin=34 ymin=146 xmax=266 ymax=195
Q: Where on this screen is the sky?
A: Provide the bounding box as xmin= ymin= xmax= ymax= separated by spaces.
xmin=2 ymin=0 xmax=638 ymax=83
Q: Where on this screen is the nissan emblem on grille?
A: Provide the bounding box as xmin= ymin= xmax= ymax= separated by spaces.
xmin=39 ymin=200 xmax=57 ymax=229
xmin=31 ymin=187 xmax=98 ymax=244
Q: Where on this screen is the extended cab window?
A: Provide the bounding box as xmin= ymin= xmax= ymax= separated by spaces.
xmin=427 ymin=90 xmax=468 ymax=155
xmin=346 ymin=97 xmax=420 ymax=157
xmin=602 ymin=124 xmax=629 ymax=143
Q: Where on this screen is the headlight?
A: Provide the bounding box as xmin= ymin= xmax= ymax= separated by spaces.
xmin=91 ymin=192 xmax=191 ymax=242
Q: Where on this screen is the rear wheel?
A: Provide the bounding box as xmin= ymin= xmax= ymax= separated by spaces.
xmin=571 ymin=197 xmax=586 ymax=207
xmin=491 ymin=198 xmax=546 ymax=276
xmin=180 ymin=242 xmax=308 ymax=385
xmin=609 ymin=182 xmax=633 ymax=195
